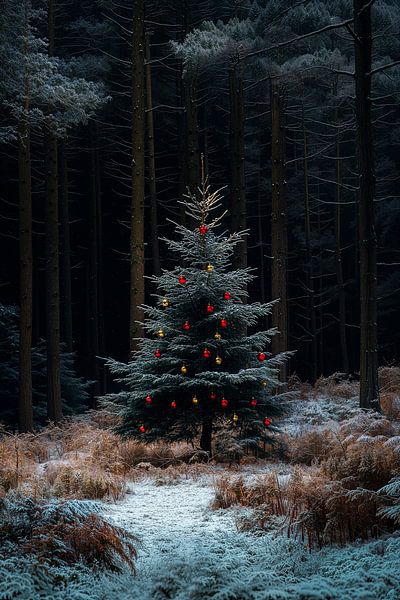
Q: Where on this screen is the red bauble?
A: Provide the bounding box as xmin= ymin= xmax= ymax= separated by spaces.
xmin=264 ymin=417 xmax=272 ymax=427
xmin=221 ymin=398 xmax=229 ymax=408
xmin=203 ymin=348 xmax=211 ymax=359
xmin=171 ymin=401 xmax=177 ymax=409
xmin=250 ymin=398 xmax=257 ymax=407
xmin=139 ymin=425 xmax=146 ymax=433
xmin=154 ymin=349 xmax=161 ymax=358
xmin=145 ymin=395 xmax=152 ymax=405
xmin=210 ymin=392 xmax=217 ymax=400
xmin=183 ymin=321 xmax=191 ymax=331
xmin=220 ymin=319 xmax=228 ymax=328
xmin=199 ymin=224 xmax=208 ymax=235
xmin=178 ymin=275 xmax=187 ymax=284
xmin=223 ymin=291 xmax=231 ymax=300
xmin=258 ymin=352 xmax=266 ymax=362
xmin=206 ymin=303 xmax=214 ymax=314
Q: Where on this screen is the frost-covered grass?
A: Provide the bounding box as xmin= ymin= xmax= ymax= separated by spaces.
xmin=1 ymin=382 xmax=400 ymax=600
xmin=1 ymin=474 xmax=399 ymax=599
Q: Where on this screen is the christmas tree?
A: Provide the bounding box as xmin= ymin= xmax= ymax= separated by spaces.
xmin=103 ymin=175 xmax=288 ymax=453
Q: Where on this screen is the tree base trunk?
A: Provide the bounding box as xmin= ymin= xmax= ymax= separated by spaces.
xmin=200 ymin=415 xmax=212 ymax=454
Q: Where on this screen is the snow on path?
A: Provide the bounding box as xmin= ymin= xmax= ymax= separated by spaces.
xmin=105 ymin=475 xmax=235 ymax=571
xmin=104 ymin=474 xmax=400 ymax=600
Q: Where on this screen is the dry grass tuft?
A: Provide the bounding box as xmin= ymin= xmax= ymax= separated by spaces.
xmin=212 ymin=468 xmax=395 ymax=548
xmin=0 ymin=494 xmax=137 ymax=573
xmin=313 ymin=373 xmax=359 ymax=399
xmin=24 ymin=514 xmax=137 ymax=572
xmin=379 ymin=366 xmax=400 ymax=395
xmin=52 ymin=466 xmax=125 ymax=501
xmin=286 ymin=430 xmax=336 ymax=465
xmin=380 ymin=392 xmax=400 ymax=420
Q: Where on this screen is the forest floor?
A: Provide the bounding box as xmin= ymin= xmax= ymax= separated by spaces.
xmin=1 ymin=370 xmax=400 ymax=599
xmin=102 ymin=467 xmax=400 ymax=600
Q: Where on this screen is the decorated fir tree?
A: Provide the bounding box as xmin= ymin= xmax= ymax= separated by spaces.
xmin=104 ymin=177 xmax=288 ymax=453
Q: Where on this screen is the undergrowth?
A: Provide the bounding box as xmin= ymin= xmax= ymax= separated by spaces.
xmin=0 ymin=493 xmax=137 ymax=572
xmin=212 ymin=412 xmax=400 ymax=548
xmin=0 ymin=418 xmax=203 ymax=501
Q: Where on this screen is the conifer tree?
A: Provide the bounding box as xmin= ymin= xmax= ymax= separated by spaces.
xmin=104 ymin=172 xmax=287 ymax=453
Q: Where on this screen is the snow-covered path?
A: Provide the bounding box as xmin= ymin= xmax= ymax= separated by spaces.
xmin=103 ymin=474 xmax=400 ymax=600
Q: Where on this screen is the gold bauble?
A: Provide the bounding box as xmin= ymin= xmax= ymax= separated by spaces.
xmin=192 ymin=395 xmax=199 ymax=405
xmin=206 ymin=263 xmax=214 ymax=273
xmin=233 ymin=413 xmax=239 ymax=423
xmin=158 ymin=329 xmax=165 ymax=338
xmin=181 ymin=365 xmax=188 ymax=375
xmin=215 ymin=355 xmax=222 ymax=365
xmin=162 ymin=298 xmax=170 ymax=308
xmin=214 ymin=332 xmax=222 ymax=341
xmin=262 ymin=381 xmax=267 ymax=387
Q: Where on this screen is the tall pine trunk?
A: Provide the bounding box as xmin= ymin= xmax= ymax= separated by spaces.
xmin=18 ymin=113 xmax=33 ymax=432
xmin=270 ymin=83 xmax=288 ymax=381
xmin=229 ymin=60 xmax=247 ymax=269
xmin=353 ymin=0 xmax=380 ymax=410
xmin=184 ymin=77 xmax=200 ymax=203
xmin=335 ymin=132 xmax=349 ymax=373
xmin=145 ymin=33 xmax=160 ymax=277
xmin=130 ymin=0 xmax=145 ymax=354
xmin=302 ymin=112 xmax=317 ymax=383
xmin=45 ymin=0 xmax=62 ymax=422
xmin=89 ymin=126 xmax=100 ymax=397
xmin=45 ymin=131 xmax=62 ymax=422
xmin=59 ymin=141 xmax=73 ymax=353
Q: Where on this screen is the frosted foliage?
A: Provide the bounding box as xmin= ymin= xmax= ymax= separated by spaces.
xmin=172 ymin=19 xmax=257 ymax=72
xmin=378 ymin=477 xmax=400 ymax=525
xmin=0 ymin=0 xmax=107 ymax=137
xmin=1 ymin=479 xmax=399 ymax=599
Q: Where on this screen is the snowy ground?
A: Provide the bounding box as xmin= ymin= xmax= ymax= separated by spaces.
xmin=102 ymin=472 xmax=400 ymax=600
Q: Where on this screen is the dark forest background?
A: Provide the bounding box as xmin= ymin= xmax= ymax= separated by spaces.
xmin=1 ymin=0 xmax=399 ymax=428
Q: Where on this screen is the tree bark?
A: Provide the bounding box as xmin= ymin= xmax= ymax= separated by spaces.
xmin=45 ymin=0 xmax=62 ymax=422
xmin=200 ymin=413 xmax=213 ymax=454
xmin=130 ymin=0 xmax=145 ymax=354
xmin=183 ymin=76 xmax=200 ymax=206
xmin=270 ymin=83 xmax=288 ymax=381
xmin=353 ymin=0 xmax=380 ymax=410
xmin=145 ymin=33 xmax=161 ymax=277
xmin=59 ymin=141 xmax=73 ymax=353
xmin=45 ymin=131 xmax=62 ymax=422
xmin=335 ymin=133 xmax=349 ymax=373
xmin=229 ymin=60 xmax=247 ymax=269
xmin=303 ymin=113 xmax=317 ymax=383
xmin=18 ymin=114 xmax=33 ymax=432
xmin=89 ymin=126 xmax=100 ymax=397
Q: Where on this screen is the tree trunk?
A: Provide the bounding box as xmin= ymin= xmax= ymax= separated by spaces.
xmin=316 ymin=191 xmax=324 ymax=376
xmin=45 ymin=0 xmax=62 ymax=422
xmin=229 ymin=61 xmax=247 ymax=269
xmin=59 ymin=141 xmax=73 ymax=353
xmin=130 ymin=0 xmax=145 ymax=354
xmin=200 ymin=414 xmax=212 ymax=454
xmin=303 ymin=114 xmax=317 ymax=384
xmin=335 ymin=133 xmax=349 ymax=373
xmin=184 ymin=76 xmax=200 ymax=206
xmin=45 ymin=131 xmax=62 ymax=422
xmin=353 ymin=0 xmax=379 ymax=410
xmin=18 ymin=115 xmax=33 ymax=432
xmin=95 ymin=128 xmax=106 ymax=391
xmin=270 ymin=82 xmax=288 ymax=381
xmin=89 ymin=126 xmax=100 ymax=397
xmin=145 ymin=33 xmax=161 ymax=277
